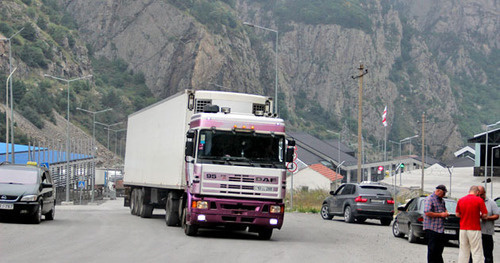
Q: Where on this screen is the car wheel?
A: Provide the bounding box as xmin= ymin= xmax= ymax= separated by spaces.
xmin=320 ymin=203 xmax=333 ymax=220
xmin=45 ymin=203 xmax=55 ymax=221
xmin=344 ymin=206 xmax=354 ymax=223
xmin=380 ymin=217 xmax=392 ymax=226
xmin=356 ymin=217 xmax=367 ymax=223
xmin=392 ymin=220 xmax=404 ymax=237
xmin=408 ymin=224 xmax=418 ymax=243
xmin=31 ymin=201 xmax=42 ymax=224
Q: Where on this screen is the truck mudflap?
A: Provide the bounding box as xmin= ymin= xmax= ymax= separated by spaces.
xmin=186 ymin=197 xmax=284 ymax=229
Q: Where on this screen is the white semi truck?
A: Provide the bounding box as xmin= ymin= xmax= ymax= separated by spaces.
xmin=123 ymin=90 xmax=294 ymax=239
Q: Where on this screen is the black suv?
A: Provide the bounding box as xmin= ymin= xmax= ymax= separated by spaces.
xmin=0 ymin=162 xmax=56 ymax=223
xmin=321 ymin=183 xmax=394 ymax=225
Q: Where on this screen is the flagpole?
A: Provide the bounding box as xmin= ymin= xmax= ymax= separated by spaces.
xmin=382 ymin=106 xmax=388 ymax=162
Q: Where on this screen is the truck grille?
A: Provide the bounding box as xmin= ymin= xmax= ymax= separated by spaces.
xmin=201 ymin=172 xmax=280 ymax=198
xmin=252 ymin=103 xmax=266 ymax=114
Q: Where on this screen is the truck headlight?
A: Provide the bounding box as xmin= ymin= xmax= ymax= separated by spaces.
xmin=21 ymin=195 xmax=37 ymax=202
xmin=195 ymin=201 xmax=208 ymax=209
xmin=270 ymin=205 xmax=282 ymax=214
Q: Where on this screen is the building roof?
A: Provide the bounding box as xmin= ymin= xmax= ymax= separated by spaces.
xmin=454 ymin=146 xmax=475 ymax=157
xmin=468 ymin=127 xmax=500 ymax=143
xmin=0 ymin=142 xmax=92 ymax=165
xmin=309 ymin=163 xmax=343 ymax=182
xmin=287 ymin=132 xmax=358 ymax=166
xmin=446 ymin=157 xmax=475 ymax=168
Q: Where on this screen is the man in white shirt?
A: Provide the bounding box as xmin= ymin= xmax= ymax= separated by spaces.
xmin=478 ymin=186 xmax=500 ymax=263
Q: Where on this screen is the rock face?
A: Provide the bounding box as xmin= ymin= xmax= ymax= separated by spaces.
xmin=60 ymin=0 xmax=498 ymax=161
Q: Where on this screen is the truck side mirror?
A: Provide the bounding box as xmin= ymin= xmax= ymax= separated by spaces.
xmin=285 ymin=139 xmax=295 ymax=162
xmin=185 ymin=130 xmax=196 ymax=157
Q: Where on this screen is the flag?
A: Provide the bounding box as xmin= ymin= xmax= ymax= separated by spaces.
xmin=382 ymin=106 xmax=387 ymax=127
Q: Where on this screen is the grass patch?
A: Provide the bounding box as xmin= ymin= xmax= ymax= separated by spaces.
xmin=285 ymin=188 xmax=330 ymax=213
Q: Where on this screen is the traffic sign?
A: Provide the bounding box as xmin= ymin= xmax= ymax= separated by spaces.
xmin=377 ymin=166 xmax=384 ymax=171
xmin=78 ymin=181 xmax=85 ymax=188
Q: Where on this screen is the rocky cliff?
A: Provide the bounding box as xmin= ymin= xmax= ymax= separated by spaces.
xmin=58 ymin=0 xmax=499 ymax=161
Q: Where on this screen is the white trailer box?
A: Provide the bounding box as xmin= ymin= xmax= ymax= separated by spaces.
xmin=123 ymin=90 xmax=272 ymax=190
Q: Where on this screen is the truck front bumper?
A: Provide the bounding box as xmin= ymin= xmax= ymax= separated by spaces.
xmin=187 ymin=197 xmax=284 ymax=229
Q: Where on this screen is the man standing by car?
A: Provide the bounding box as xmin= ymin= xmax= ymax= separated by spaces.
xmin=423 ymin=184 xmax=449 ymax=263
xmin=456 ymin=185 xmax=488 ymax=263
xmin=476 ymin=186 xmax=499 ymax=263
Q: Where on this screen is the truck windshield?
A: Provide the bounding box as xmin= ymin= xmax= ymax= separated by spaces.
xmin=197 ymin=130 xmax=284 ymax=167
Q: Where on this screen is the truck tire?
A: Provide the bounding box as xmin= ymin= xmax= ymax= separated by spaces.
xmin=139 ymin=188 xmax=153 ymax=218
xmin=182 ymin=207 xmax=198 ymax=236
xmin=165 ymin=191 xmax=180 ymax=226
xmin=131 ymin=189 xmax=138 ymax=215
xmin=258 ymin=228 xmax=273 ymax=240
xmin=137 ymin=189 xmax=145 ymax=217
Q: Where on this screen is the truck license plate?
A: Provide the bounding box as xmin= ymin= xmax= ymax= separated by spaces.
xmin=0 ymin=203 xmax=14 ymax=210
xmin=444 ymin=229 xmax=456 ymax=235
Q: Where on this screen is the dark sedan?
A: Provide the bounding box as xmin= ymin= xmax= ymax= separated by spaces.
xmin=392 ymin=196 xmax=459 ymax=243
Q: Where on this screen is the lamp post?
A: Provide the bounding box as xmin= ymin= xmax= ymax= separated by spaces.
xmin=77 ymin=107 xmax=112 ymax=203
xmin=336 ymin=160 xmax=345 ymax=190
xmin=484 ymin=121 xmax=500 ymax=190
xmin=104 ymin=128 xmax=126 ymax=155
xmin=243 ymin=22 xmax=279 ymax=114
xmin=95 ymin=121 xmax=124 ymax=149
xmin=2 ymin=28 xmax=24 ymax=163
xmin=400 ymin=135 xmax=418 ymax=156
xmin=44 ymin=74 xmax=92 ymax=203
xmin=4 ymin=67 xmax=17 ymax=162
xmin=491 ymin=145 xmax=500 ymax=199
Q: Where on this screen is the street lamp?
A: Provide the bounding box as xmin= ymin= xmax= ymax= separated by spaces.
xmin=400 ymin=135 xmax=418 ymax=156
xmin=77 ymin=107 xmax=112 ymax=203
xmin=490 ymin=145 xmax=500 ymax=199
xmin=1 ymin=28 xmax=24 ymax=163
xmin=243 ymin=22 xmax=279 ymax=114
xmin=484 ymin=121 xmax=500 ymax=190
xmin=44 ymin=74 xmax=92 ymax=203
xmin=95 ymin=121 xmax=124 ymax=149
xmin=4 ymin=67 xmax=17 ymax=162
xmin=104 ymin=128 xmax=127 ymax=155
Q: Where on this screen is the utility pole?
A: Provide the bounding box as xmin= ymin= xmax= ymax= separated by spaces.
xmin=420 ymin=112 xmax=426 ymax=195
xmin=352 ymin=64 xmax=368 ymax=183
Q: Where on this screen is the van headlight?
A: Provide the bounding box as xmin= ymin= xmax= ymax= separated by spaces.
xmin=21 ymin=195 xmax=37 ymax=202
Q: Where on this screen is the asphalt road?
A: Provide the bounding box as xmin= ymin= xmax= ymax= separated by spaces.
xmin=1 ymin=198 xmax=499 ymax=263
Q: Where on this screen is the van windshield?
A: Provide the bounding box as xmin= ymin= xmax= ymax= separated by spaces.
xmin=0 ymin=169 xmax=38 ymax=185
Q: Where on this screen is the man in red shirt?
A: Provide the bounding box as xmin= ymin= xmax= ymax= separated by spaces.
xmin=456 ymin=185 xmax=488 ymax=263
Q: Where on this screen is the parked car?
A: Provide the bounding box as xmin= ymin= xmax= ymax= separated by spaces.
xmin=0 ymin=162 xmax=56 ymax=223
xmin=320 ymin=182 xmax=395 ymax=225
xmin=392 ymin=196 xmax=459 ymax=243
xmin=494 ymin=197 xmax=500 ymax=231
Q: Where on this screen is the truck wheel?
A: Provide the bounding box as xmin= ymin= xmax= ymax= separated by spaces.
xmin=258 ymin=228 xmax=273 ymax=240
xmin=130 ymin=189 xmax=136 ymax=215
xmin=182 ymin=208 xmax=198 ymax=236
xmin=141 ymin=204 xmax=154 ymax=218
xmin=165 ymin=191 xmax=180 ymax=226
xmin=137 ymin=189 xmax=145 ymax=217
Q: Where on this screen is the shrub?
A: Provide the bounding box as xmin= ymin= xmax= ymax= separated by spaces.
xmin=19 ymin=45 xmax=47 ymax=67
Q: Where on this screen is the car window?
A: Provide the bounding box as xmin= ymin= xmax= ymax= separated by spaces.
xmin=418 ymin=199 xmax=426 ymax=213
xmin=335 ymin=185 xmax=345 ymax=195
xmin=445 ymin=200 xmax=457 ymax=213
xmin=0 ymin=169 xmax=38 ymax=184
xmin=407 ymin=199 xmax=417 ymax=211
xmin=359 ymin=185 xmax=389 ymax=195
xmin=339 ymin=185 xmax=354 ymax=195
xmin=496 ymin=198 xmax=500 ymax=207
